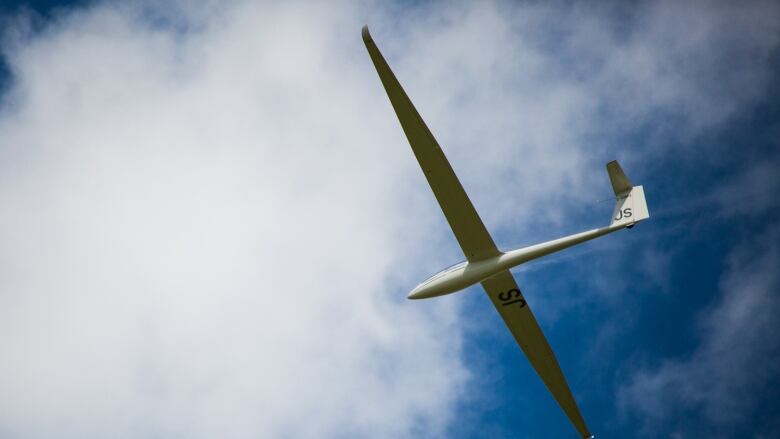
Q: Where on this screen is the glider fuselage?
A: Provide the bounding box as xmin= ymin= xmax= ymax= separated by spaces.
xmin=410 ymin=222 xmax=627 ymax=299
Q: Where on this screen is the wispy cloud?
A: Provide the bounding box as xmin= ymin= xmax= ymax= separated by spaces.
xmin=711 ymin=154 xmax=780 ymax=218
xmin=618 ymin=228 xmax=780 ymax=436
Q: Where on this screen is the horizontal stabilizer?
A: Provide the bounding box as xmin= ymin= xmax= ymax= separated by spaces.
xmin=607 ymin=160 xmax=633 ymax=196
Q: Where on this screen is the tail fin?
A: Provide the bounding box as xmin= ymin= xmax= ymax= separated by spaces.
xmin=607 ymin=160 xmax=650 ymax=228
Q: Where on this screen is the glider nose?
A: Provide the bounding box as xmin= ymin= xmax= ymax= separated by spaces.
xmin=407 ymin=287 xmax=425 ymax=300
xmin=409 ymin=281 xmax=437 ymax=299
xmin=408 ymin=283 xmax=442 ymax=300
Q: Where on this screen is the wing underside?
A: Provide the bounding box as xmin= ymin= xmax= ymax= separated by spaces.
xmin=362 ymin=26 xmax=499 ymax=262
xmin=482 ymin=270 xmax=591 ymax=438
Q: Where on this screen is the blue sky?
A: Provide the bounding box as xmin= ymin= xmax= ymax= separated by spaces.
xmin=0 ymin=1 xmax=778 ymax=438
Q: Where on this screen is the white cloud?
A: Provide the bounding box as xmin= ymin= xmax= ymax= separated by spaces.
xmin=0 ymin=0 xmax=778 ymax=437
xmin=0 ymin=2 xmax=468 ymax=438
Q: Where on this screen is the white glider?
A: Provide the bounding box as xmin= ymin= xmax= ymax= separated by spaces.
xmin=362 ymin=26 xmax=649 ymax=438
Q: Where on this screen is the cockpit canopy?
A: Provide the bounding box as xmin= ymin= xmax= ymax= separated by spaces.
xmin=416 ymin=260 xmax=467 ymax=288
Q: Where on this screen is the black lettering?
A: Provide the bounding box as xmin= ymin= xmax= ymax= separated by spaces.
xmin=499 ymin=289 xmax=525 ymax=308
xmin=502 ymin=298 xmax=527 ymax=308
xmin=623 ymin=207 xmax=632 ymax=218
xmin=498 ymin=288 xmax=520 ymax=301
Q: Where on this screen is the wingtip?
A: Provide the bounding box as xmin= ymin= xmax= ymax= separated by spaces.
xmin=361 ymin=25 xmax=372 ymax=43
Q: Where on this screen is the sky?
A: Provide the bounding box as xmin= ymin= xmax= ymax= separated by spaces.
xmin=0 ymin=1 xmax=779 ymax=438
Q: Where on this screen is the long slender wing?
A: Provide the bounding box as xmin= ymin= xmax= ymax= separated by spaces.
xmin=362 ymin=26 xmax=500 ymax=261
xmin=482 ymin=270 xmax=592 ymax=438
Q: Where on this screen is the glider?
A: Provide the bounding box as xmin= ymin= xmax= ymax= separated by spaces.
xmin=362 ymin=26 xmax=650 ymax=438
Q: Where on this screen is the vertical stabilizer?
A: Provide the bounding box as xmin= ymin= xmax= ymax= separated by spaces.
xmin=607 ymin=160 xmax=649 ymax=227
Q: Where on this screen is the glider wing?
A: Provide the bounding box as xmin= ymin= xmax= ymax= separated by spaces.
xmin=362 ymin=26 xmax=500 ymax=262
xmin=482 ymin=270 xmax=592 ymax=439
